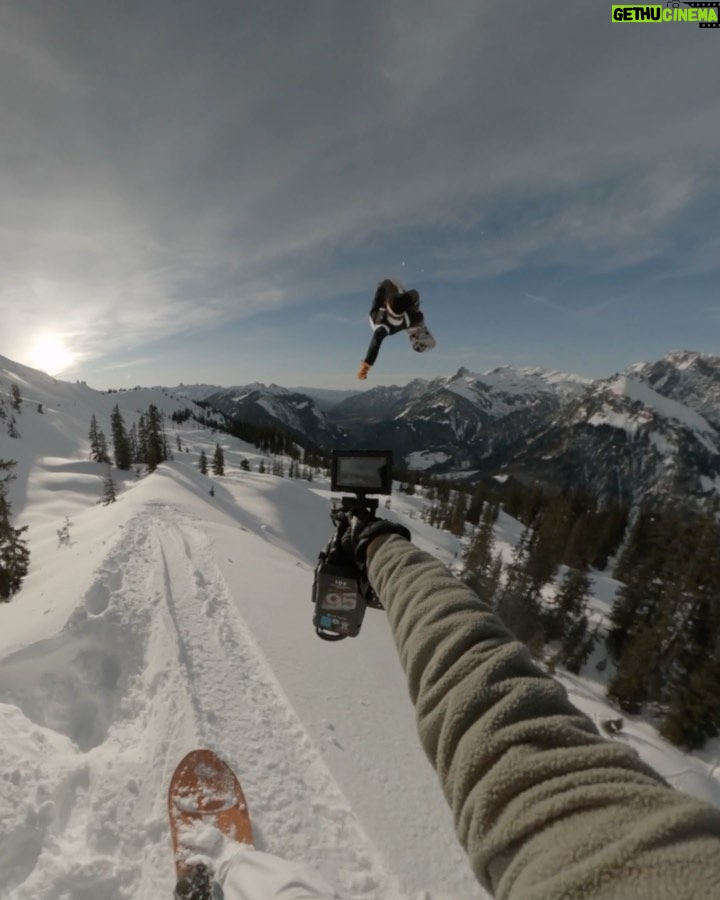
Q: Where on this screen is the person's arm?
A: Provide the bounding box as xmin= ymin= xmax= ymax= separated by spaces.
xmin=366 ymin=534 xmax=720 ymax=900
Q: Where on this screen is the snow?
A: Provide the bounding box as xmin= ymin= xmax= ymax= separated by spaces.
xmin=700 ymin=474 xmax=720 ymax=493
xmin=1 ymin=359 xmax=720 ymax=900
xmin=437 ymin=366 xmax=589 ymax=420
xmin=583 ymin=375 xmax=720 ymax=454
xmin=405 ymin=451 xmax=451 ymax=470
xmin=617 ymin=376 xmax=715 ymax=433
xmin=587 ymin=408 xmax=648 ymax=434
xmin=648 ymin=431 xmax=674 ymax=456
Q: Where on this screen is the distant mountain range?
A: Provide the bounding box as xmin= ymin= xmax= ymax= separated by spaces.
xmin=173 ymin=351 xmax=720 ymax=509
xmin=3 ymin=349 xmax=717 ymax=511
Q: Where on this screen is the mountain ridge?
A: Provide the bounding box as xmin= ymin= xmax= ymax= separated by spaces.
xmin=5 ymin=350 xmax=720 ymax=510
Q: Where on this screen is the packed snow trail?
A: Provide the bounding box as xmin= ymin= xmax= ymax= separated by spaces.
xmin=153 ymin=506 xmax=397 ymax=894
xmin=0 ymin=506 xmax=417 ymax=899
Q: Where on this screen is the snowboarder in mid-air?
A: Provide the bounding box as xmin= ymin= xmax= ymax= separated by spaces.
xmin=357 ymin=278 xmax=435 ymax=380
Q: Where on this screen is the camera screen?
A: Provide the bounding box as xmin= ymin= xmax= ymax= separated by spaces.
xmin=331 ymin=450 xmax=393 ymax=495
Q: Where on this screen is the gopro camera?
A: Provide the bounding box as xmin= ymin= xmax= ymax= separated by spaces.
xmin=312 ymin=450 xmax=393 ymax=641
xmin=330 ymin=450 xmax=393 ymax=497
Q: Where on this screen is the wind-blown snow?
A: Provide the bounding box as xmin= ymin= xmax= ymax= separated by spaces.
xmin=616 ymin=376 xmax=716 ymax=436
xmin=1 ymin=358 xmax=720 ymax=900
xmin=583 ymin=375 xmax=720 ymax=454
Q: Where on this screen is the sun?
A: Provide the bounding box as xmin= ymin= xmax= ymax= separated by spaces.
xmin=28 ymin=334 xmax=77 ymax=376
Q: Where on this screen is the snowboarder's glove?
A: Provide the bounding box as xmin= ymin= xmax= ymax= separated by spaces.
xmin=336 ymin=508 xmax=411 ymax=569
xmin=357 ymin=361 xmax=371 ymax=380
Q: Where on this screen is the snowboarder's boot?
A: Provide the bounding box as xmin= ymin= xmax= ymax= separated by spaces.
xmin=174 ymin=863 xmax=212 ymax=900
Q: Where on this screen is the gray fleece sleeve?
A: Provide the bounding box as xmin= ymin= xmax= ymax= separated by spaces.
xmin=368 ymin=535 xmax=720 ymax=900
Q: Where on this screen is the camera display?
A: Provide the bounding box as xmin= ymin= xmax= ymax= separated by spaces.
xmin=331 ymin=450 xmax=393 ymax=495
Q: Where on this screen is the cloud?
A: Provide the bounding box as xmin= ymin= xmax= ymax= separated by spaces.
xmin=1 ymin=0 xmax=718 ymax=374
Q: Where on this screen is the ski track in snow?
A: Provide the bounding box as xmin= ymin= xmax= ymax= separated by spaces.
xmin=0 ymin=505 xmax=400 ymax=900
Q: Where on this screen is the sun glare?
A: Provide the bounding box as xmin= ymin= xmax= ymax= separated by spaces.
xmin=28 ymin=334 xmax=77 ymax=376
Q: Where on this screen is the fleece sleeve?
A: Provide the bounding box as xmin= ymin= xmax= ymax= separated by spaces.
xmin=368 ymin=535 xmax=720 ymax=900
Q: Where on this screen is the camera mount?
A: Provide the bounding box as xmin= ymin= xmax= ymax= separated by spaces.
xmin=312 ymin=450 xmax=393 ymax=641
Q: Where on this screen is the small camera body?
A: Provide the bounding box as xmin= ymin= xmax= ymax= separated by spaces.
xmin=312 ymin=450 xmax=393 ymax=641
xmin=312 ymin=556 xmax=366 ymax=639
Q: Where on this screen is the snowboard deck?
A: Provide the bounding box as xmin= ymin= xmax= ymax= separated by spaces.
xmin=407 ymin=324 xmax=436 ymax=352
xmin=168 ymin=749 xmax=254 ymax=881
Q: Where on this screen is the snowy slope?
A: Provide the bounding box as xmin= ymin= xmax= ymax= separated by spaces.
xmin=2 ymin=358 xmax=720 ymax=900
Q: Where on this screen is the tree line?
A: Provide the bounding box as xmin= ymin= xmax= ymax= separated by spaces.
xmin=606 ymin=506 xmax=720 ymax=748
xmin=441 ymin=477 xmax=720 ymax=750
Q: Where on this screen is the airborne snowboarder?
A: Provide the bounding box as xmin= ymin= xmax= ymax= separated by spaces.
xmin=357 ymin=278 xmax=435 ymax=380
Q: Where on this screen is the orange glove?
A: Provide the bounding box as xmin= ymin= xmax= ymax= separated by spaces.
xmin=357 ymin=361 xmax=371 ymax=380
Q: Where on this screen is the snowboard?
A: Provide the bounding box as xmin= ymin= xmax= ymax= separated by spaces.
xmin=168 ymin=749 xmax=254 ymax=889
xmin=407 ymin=324 xmax=436 ymax=352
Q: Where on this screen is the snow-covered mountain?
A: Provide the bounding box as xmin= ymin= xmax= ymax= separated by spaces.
xmin=329 ymin=366 xmax=590 ymax=471
xmin=326 ymin=354 xmax=720 ymax=509
xmin=491 ymin=353 xmax=720 ymax=507
xmin=170 ymin=355 xmax=720 ymax=509
xmin=499 ymin=370 xmax=720 ymax=505
xmin=627 ymin=350 xmax=720 ymax=431
xmin=202 ymin=383 xmax=346 ymax=448
xmin=170 ymin=382 xmax=227 ymax=403
xmin=291 ymin=386 xmax=362 ymax=411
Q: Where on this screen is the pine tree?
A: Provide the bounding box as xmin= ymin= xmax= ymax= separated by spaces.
xmin=10 ymin=383 xmax=21 ymax=412
xmin=486 ymin=553 xmax=504 ymax=604
xmin=137 ymin=414 xmax=148 ymax=465
xmin=212 ymin=443 xmax=225 ymax=476
xmin=588 ymin=503 xmax=629 ymax=570
xmin=449 ymin=491 xmax=467 ymax=537
xmin=0 ymin=460 xmax=30 ymax=600
xmin=89 ymin=415 xmax=111 ymax=463
xmin=199 ymin=450 xmax=208 ymax=475
xmin=145 ymin=405 xmax=166 ymax=472
xmin=564 ymin=622 xmax=599 ymax=675
xmin=102 ymin=469 xmax=117 ymax=505
xmin=110 ymin=405 xmax=132 ymax=469
xmin=661 ymin=654 xmax=720 ymax=748
xmin=496 ymin=527 xmax=544 ymax=652
xmin=129 ymin=422 xmax=140 ymax=464
xmin=525 ymin=495 xmax=575 ymax=593
xmin=659 ymin=517 xmax=720 ymax=746
xmin=88 ymin=414 xmax=99 ymax=457
xmin=464 ymin=503 xmax=497 ymax=602
xmin=544 ymin=566 xmax=592 ymax=645
xmin=465 ymin=485 xmax=487 ymax=527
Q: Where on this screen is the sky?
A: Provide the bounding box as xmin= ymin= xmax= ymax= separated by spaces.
xmin=1 ymin=0 xmax=719 ymax=391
